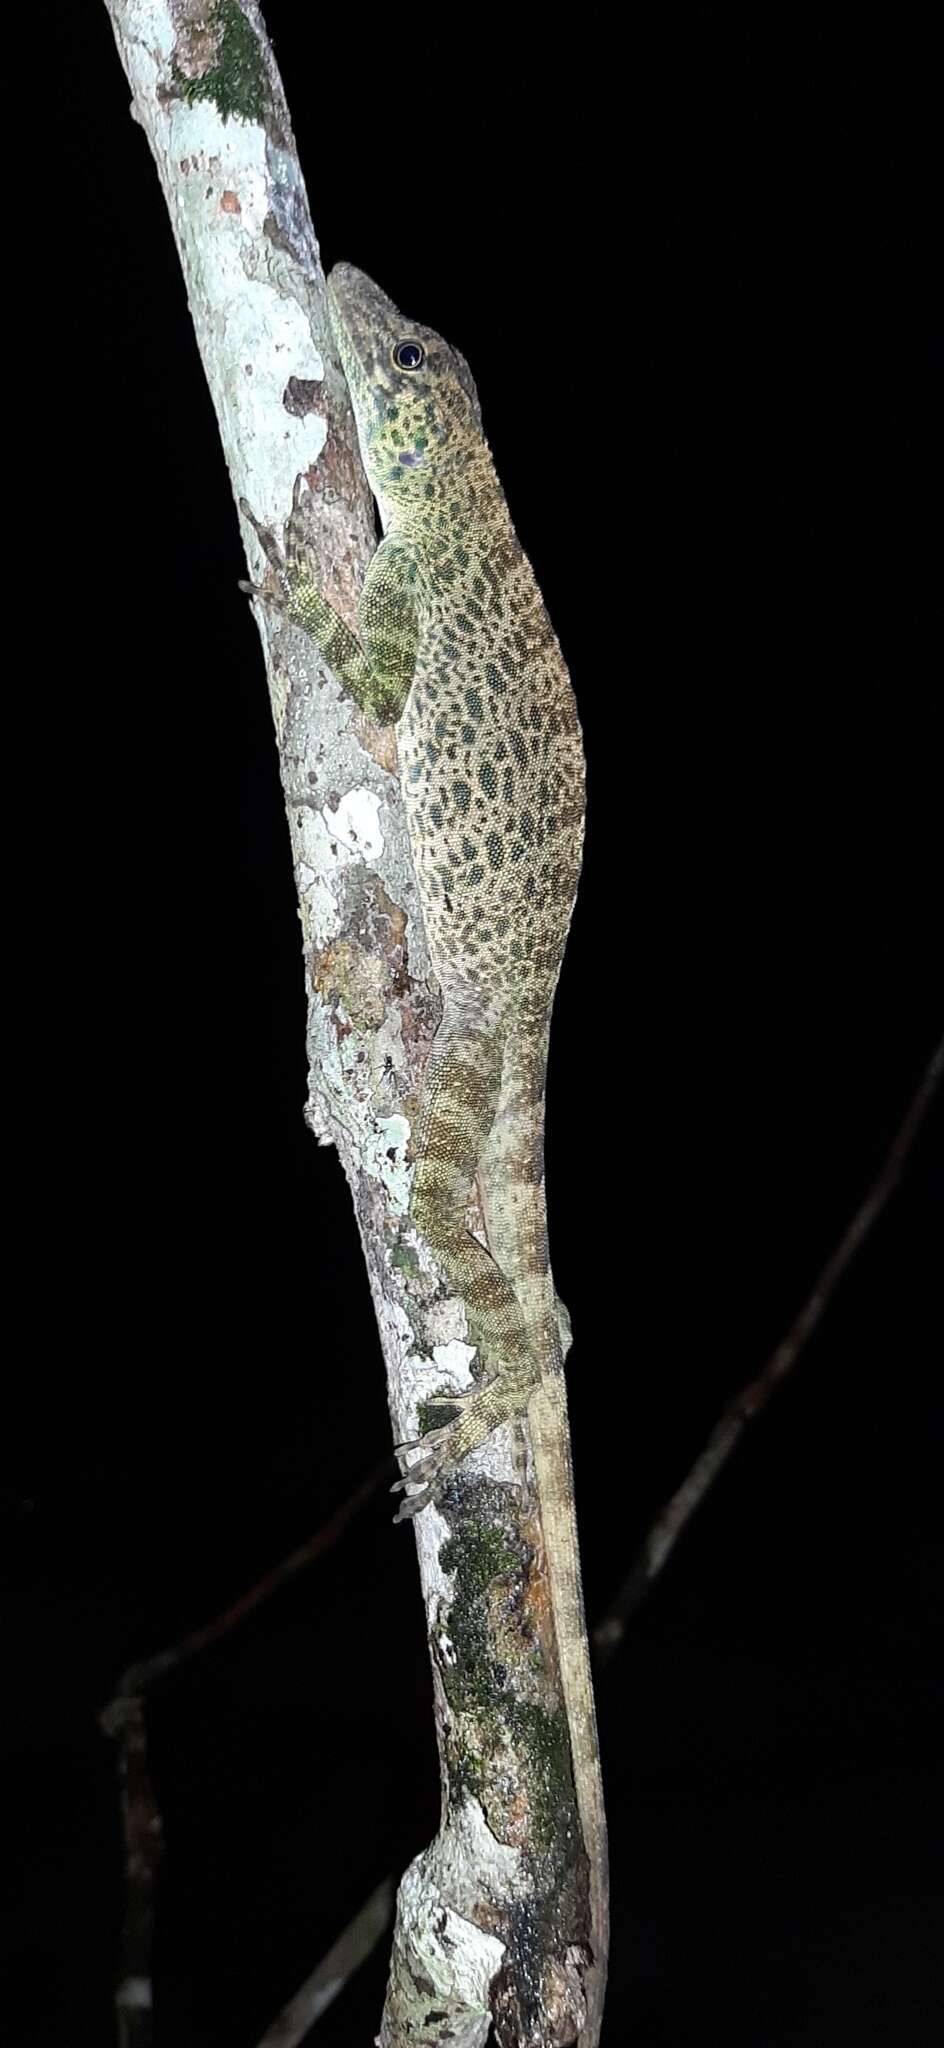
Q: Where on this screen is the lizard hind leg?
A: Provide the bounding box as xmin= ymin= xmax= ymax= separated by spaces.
xmin=395 ymin=999 xmax=540 ymax=1519
xmin=477 ymin=1020 xmax=562 ymax=1374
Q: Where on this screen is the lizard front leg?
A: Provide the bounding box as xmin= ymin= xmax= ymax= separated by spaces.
xmin=240 ymin=478 xmax=418 ymax=725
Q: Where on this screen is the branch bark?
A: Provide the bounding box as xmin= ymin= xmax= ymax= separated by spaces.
xmin=104 ymin=6 xmax=596 ymax=2041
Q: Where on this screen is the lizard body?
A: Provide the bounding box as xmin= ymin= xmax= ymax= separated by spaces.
xmin=242 ymin=264 xmax=608 ymax=2046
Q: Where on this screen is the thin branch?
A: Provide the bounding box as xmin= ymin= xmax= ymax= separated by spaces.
xmin=594 ymin=1035 xmax=943 ymax=1662
xmin=106 ymin=1462 xmax=389 ymax=1706
xmin=99 ymin=1465 xmax=387 ymax=2038
xmin=99 ymin=1696 xmax=164 ymax=2048
xmin=103 ymin=6 xmax=588 ymax=2032
xmin=253 ymin=1879 xmax=395 ymax=2047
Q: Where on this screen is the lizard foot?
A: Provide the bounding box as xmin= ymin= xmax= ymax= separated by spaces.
xmin=392 ymin=1367 xmax=537 ymax=1521
xmin=391 ymin=1421 xmax=466 ymax=1520
xmin=238 ymin=477 xmax=312 ymax=614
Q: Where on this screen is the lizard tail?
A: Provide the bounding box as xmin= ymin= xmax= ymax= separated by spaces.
xmin=529 ymin=1361 xmax=610 ymax=2048
xmin=477 ymin=1024 xmax=608 ymax=2043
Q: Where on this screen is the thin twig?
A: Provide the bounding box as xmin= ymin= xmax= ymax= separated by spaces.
xmin=105 ymin=1461 xmax=389 ymax=1706
xmin=99 ymin=1696 xmax=164 ymax=2048
xmin=253 ymin=1879 xmax=395 ymax=2047
xmin=594 ymin=1036 xmax=943 ymax=1663
xmin=100 ymin=1464 xmax=388 ymax=2037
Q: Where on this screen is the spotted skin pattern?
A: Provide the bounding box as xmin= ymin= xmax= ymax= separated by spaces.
xmin=241 ymin=264 xmax=607 ymax=2045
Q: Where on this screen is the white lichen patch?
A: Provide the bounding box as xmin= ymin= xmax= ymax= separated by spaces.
xmin=297 ymin=877 xmax=342 ymax=957
xmin=321 ymin=786 xmax=384 ymax=862
xmin=412 ymin=1498 xmax=457 ymax=1605
xmin=425 ymin=1297 xmax=473 ymax=1347
xmin=397 ymin=1812 xmax=511 ymax=2004
xmin=370 ymin=1113 xmax=412 ymax=1208
xmin=386 ymin=1298 xmax=417 ymax=1355
xmin=439 ymin=1795 xmax=526 ymax=1906
xmin=427 ymin=1340 xmax=477 ymax=1390
xmin=161 ymin=100 xmax=326 ymax=507
xmin=292 ymin=798 xmax=372 ymax=897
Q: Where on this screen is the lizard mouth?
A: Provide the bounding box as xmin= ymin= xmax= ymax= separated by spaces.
xmin=327 ymin=262 xmax=405 ymax=388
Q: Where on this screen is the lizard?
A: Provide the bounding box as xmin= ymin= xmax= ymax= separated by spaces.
xmin=240 ymin=262 xmax=608 ymax=2047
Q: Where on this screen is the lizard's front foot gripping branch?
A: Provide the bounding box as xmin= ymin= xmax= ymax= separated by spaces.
xmin=391 ymin=1366 xmax=538 ymax=1520
xmin=239 ymin=489 xmax=294 ymax=611
xmin=238 ymin=476 xmax=317 ymax=614
xmin=391 ymin=1413 xmax=468 ymax=1521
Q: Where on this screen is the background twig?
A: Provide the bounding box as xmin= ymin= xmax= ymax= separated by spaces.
xmin=253 ymin=1880 xmax=395 ymax=2048
xmin=107 ymin=1463 xmax=389 ymax=1704
xmin=594 ymin=1037 xmax=943 ymax=1663
xmin=99 ymin=1696 xmax=164 ymax=2048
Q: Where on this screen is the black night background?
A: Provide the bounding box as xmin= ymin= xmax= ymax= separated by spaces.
xmin=5 ymin=10 xmax=941 ymax=2046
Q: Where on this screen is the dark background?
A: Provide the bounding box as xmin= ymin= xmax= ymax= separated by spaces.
xmin=5 ymin=9 xmax=941 ymax=2045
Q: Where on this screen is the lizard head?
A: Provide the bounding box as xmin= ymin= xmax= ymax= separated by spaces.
xmin=327 ymin=263 xmax=485 ymax=506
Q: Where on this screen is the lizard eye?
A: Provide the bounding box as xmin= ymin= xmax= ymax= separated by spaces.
xmin=393 ymin=339 xmax=425 ymax=371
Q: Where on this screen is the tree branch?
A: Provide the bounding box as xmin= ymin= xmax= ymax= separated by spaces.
xmin=103 ymin=6 xmax=598 ymax=2040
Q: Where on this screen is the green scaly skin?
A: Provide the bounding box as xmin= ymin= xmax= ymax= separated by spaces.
xmin=241 ymin=263 xmax=608 ymax=2046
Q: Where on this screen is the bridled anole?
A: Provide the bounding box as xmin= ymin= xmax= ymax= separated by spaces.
xmin=241 ymin=263 xmax=608 ymax=2046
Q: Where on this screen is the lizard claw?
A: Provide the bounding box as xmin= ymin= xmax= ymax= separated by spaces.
xmin=391 ymin=1365 xmax=537 ymax=1522
xmin=239 ymin=477 xmax=326 ymax=626
xmin=390 ymin=1411 xmax=467 ymax=1519
xmin=391 ymin=1482 xmax=435 ymax=1523
xmin=238 ymin=494 xmax=294 ymax=610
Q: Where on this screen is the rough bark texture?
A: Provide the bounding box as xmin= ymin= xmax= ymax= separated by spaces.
xmin=104 ymin=5 xmax=595 ymax=2043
